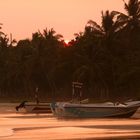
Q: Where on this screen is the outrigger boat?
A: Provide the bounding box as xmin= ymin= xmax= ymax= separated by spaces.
xmin=24 ymin=102 xmax=51 ymax=113
xmin=50 ymin=82 xmax=140 ymax=118
xmin=16 ymin=87 xmax=51 ymax=113
xmin=16 ymin=101 xmax=51 ymax=113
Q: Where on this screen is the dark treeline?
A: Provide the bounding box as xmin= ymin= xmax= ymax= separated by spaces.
xmin=0 ymin=0 xmax=140 ymax=101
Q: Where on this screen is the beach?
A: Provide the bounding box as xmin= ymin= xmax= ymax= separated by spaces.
xmin=0 ymin=103 xmax=140 ymax=140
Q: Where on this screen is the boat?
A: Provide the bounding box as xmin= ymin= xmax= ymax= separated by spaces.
xmin=16 ymin=101 xmax=51 ymax=113
xmin=50 ymin=82 xmax=140 ymax=118
xmin=50 ymin=101 xmax=140 ymax=118
xmin=15 ymin=87 xmax=51 ymax=113
xmin=24 ymin=102 xmax=51 ymax=113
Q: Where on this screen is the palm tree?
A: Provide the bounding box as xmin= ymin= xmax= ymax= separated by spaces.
xmin=115 ymin=0 xmax=140 ymax=45
xmin=42 ymin=28 xmax=63 ymax=41
xmin=117 ymin=0 xmax=140 ymax=30
xmin=0 ymin=24 xmax=9 ymax=49
xmin=72 ymin=10 xmax=122 ymax=98
xmin=0 ymin=23 xmax=4 ymax=36
xmin=86 ymin=10 xmax=121 ymax=46
xmin=114 ymin=0 xmax=140 ymax=97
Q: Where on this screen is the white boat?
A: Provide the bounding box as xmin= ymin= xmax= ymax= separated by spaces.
xmin=50 ymin=82 xmax=140 ymax=118
xmin=50 ymin=101 xmax=140 ymax=118
xmin=16 ymin=101 xmax=51 ymax=113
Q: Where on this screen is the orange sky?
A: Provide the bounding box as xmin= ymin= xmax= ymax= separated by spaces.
xmin=0 ymin=0 xmax=125 ymax=41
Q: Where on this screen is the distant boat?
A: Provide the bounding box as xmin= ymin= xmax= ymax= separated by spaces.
xmin=50 ymin=101 xmax=140 ymax=118
xmin=16 ymin=101 xmax=51 ymax=113
xmin=24 ymin=102 xmax=51 ymax=113
xmin=16 ymin=87 xmax=52 ymax=113
xmin=50 ymin=82 xmax=140 ymax=118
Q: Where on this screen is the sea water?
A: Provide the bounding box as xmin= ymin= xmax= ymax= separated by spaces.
xmin=0 ymin=103 xmax=140 ymax=140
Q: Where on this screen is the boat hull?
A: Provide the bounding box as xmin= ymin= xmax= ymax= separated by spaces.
xmin=51 ymin=102 xmax=139 ymax=118
xmin=25 ymin=103 xmax=51 ymax=113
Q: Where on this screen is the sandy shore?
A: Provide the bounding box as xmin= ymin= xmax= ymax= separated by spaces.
xmin=0 ymin=103 xmax=140 ymax=140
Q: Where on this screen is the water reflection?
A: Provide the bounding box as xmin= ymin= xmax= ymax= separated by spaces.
xmin=0 ymin=103 xmax=140 ymax=140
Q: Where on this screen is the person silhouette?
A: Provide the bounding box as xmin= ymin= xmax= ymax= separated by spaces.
xmin=35 ymin=87 xmax=39 ymax=104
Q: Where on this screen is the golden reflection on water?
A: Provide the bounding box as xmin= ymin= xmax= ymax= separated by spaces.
xmin=0 ymin=103 xmax=140 ymax=140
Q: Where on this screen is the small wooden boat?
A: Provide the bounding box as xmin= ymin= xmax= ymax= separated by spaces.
xmin=24 ymin=102 xmax=51 ymax=113
xmin=16 ymin=87 xmax=52 ymax=113
xmin=16 ymin=101 xmax=51 ymax=113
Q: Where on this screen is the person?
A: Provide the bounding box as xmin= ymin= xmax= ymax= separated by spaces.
xmin=35 ymin=87 xmax=39 ymax=104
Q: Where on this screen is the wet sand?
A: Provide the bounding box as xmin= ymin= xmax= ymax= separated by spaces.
xmin=0 ymin=103 xmax=140 ymax=140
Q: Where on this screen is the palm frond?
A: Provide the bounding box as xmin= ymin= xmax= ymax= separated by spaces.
xmin=101 ymin=10 xmax=114 ymax=32
xmin=123 ymin=0 xmax=129 ymax=14
xmin=125 ymin=0 xmax=140 ymax=17
xmin=87 ymin=20 xmax=103 ymax=32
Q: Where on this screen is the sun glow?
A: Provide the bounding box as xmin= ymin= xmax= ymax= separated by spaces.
xmin=64 ymin=40 xmax=69 ymax=45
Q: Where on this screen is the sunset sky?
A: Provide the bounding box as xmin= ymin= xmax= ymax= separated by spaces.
xmin=0 ymin=0 xmax=125 ymax=41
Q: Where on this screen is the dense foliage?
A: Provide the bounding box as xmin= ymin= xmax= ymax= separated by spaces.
xmin=0 ymin=0 xmax=140 ymax=101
